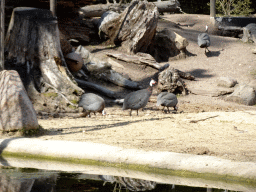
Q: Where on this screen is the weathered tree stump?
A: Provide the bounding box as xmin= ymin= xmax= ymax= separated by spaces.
xmin=100 ymin=0 xmax=159 ymax=54
xmin=158 ymin=67 xmax=194 ymax=95
xmin=4 ymin=7 xmax=83 ymax=108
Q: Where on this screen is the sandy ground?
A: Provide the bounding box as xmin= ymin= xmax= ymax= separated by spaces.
xmin=6 ymin=14 xmax=256 ymax=163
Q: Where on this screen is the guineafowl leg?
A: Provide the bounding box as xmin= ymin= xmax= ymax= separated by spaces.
xmin=136 ymin=110 xmax=139 ymax=116
xmin=167 ymin=107 xmax=170 ymax=113
xmin=129 ymin=109 xmax=132 ymax=116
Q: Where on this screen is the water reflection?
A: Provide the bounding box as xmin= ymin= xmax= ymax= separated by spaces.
xmin=100 ymin=175 xmax=157 ymax=191
xmin=0 ymin=166 xmax=241 ymax=192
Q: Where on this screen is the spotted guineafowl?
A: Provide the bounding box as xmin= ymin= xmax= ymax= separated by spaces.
xmin=78 ymin=93 xmax=106 ymax=117
xmin=122 ymin=79 xmax=156 ymax=116
xmin=198 ymin=25 xmax=211 ymax=53
xmin=157 ymin=92 xmax=178 ymax=113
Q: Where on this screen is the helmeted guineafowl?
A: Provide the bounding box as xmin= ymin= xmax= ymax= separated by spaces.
xmin=157 ymin=92 xmax=178 ymax=113
xmin=78 ymin=93 xmax=106 ymax=117
xmin=198 ymin=25 xmax=211 ymax=53
xmin=122 ymin=79 xmax=156 ymax=116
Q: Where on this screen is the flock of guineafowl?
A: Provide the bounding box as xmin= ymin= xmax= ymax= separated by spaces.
xmin=79 ymin=79 xmax=179 ymax=117
xmin=78 ymin=25 xmax=210 ymax=117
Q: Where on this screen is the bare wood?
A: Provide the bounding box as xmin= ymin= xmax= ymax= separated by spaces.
xmin=50 ymin=0 xmax=57 ymax=17
xmin=158 ymin=67 xmax=189 ymax=95
xmin=75 ymin=78 xmax=116 ymax=99
xmin=152 ymin=0 xmax=180 ymax=13
xmin=176 ymin=69 xmax=195 ymax=80
xmin=99 ymin=69 xmax=141 ymax=90
xmin=78 ymin=3 xmax=126 ymax=18
xmin=43 ymin=82 xmax=78 ymax=107
xmin=0 ymin=0 xmax=4 ymax=71
xmin=107 ymin=52 xmax=161 ymax=70
xmin=4 ymin=7 xmax=83 ymax=102
xmin=79 ymin=0 xmax=180 ymax=18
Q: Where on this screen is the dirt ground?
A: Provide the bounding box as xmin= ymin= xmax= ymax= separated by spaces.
xmin=22 ymin=14 xmax=256 ymax=163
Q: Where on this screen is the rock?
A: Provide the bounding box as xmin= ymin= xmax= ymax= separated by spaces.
xmin=242 ymin=23 xmax=256 ymax=43
xmin=252 ymin=48 xmax=256 ymax=54
xmin=217 ymin=77 xmax=238 ymax=88
xmin=226 ymin=83 xmax=256 ymax=106
xmin=148 ymin=28 xmax=189 ymax=62
xmin=0 ymin=70 xmax=39 ymax=131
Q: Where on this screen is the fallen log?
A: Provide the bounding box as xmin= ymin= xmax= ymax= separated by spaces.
xmin=78 ymin=0 xmax=180 ymax=18
xmin=98 ymin=69 xmax=141 ymax=90
xmin=75 ymin=78 xmax=116 ymax=99
xmin=107 ymin=52 xmax=161 ymax=70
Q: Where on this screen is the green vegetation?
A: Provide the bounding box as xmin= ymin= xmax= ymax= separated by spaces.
xmin=1 ymin=125 xmax=47 ymax=137
xmin=42 ymin=92 xmax=58 ymax=98
xmin=215 ymin=0 xmax=254 ymax=16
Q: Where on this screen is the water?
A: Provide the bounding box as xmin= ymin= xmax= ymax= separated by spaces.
xmin=0 ymin=166 xmax=240 ymax=192
xmin=0 ymin=156 xmax=254 ymax=192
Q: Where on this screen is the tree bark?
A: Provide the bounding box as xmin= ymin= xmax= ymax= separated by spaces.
xmin=79 ymin=0 xmax=180 ymax=18
xmin=107 ymin=52 xmax=161 ymax=70
xmin=158 ymin=67 xmax=194 ymax=95
xmin=4 ymin=7 xmax=83 ymax=103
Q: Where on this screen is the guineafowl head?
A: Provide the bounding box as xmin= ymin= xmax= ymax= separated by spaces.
xmin=205 ymin=25 xmax=209 ymax=33
xmin=150 ymin=79 xmax=157 ymax=87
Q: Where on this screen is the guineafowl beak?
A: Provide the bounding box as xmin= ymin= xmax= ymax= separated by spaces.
xmin=150 ymin=79 xmax=157 ymax=86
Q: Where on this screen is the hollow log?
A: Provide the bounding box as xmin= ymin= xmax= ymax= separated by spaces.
xmin=79 ymin=0 xmax=180 ymax=18
xmin=4 ymin=7 xmax=83 ymax=104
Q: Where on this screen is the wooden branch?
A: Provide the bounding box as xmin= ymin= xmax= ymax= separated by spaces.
xmin=78 ymin=3 xmax=126 ymax=18
xmin=176 ymin=69 xmax=195 ymax=80
xmin=99 ymin=69 xmax=141 ymax=90
xmin=78 ymin=0 xmax=180 ymax=18
xmin=75 ymin=78 xmax=116 ymax=99
xmin=107 ymin=52 xmax=161 ymax=70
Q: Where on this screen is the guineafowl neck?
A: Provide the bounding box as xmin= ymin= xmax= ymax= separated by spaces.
xmin=146 ymin=86 xmax=153 ymax=94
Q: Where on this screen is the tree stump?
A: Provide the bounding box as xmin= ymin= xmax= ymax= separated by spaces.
xmin=158 ymin=67 xmax=194 ymax=95
xmin=100 ymin=0 xmax=159 ymax=54
xmin=4 ymin=7 xmax=83 ymax=108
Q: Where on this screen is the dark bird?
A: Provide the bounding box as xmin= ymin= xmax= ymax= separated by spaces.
xmin=198 ymin=25 xmax=211 ymax=53
xmin=157 ymin=92 xmax=178 ymax=113
xmin=122 ymin=79 xmax=156 ymax=116
xmin=78 ymin=93 xmax=106 ymax=117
